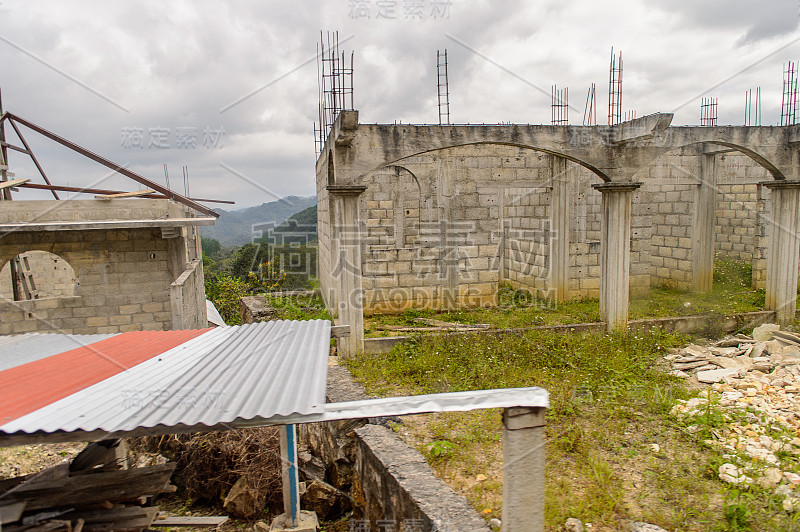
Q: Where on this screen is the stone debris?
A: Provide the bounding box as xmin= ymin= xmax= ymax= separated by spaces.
xmin=753 ymin=323 xmax=781 ymax=342
xmin=628 ymin=522 xmax=669 ymax=532
xmin=563 ymin=518 xmax=584 ymax=532
xmin=667 ymin=324 xmax=800 ymax=380
xmin=669 ymin=324 xmax=800 ymax=512
xmin=718 ymin=463 xmax=753 ymax=485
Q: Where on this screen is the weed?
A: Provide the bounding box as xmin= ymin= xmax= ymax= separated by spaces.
xmin=427 ymin=440 xmax=456 ymax=460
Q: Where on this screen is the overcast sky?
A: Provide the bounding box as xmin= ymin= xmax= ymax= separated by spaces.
xmin=0 ymin=0 xmax=798 ymax=209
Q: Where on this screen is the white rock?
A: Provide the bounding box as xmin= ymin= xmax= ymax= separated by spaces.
xmin=719 ymin=463 xmax=753 ymax=485
xmin=785 ymin=472 xmax=800 ymax=485
xmin=751 ymin=341 xmax=767 ymax=357
xmin=686 ymin=397 xmax=709 ymax=408
xmin=710 ymin=347 xmax=739 ymax=357
xmin=744 ymin=445 xmax=779 ymax=464
xmin=685 ymin=344 xmax=711 ymax=357
xmin=697 ymin=368 xmax=740 ymax=383
xmin=629 ymin=522 xmax=669 ymax=532
xmin=489 ymin=518 xmax=502 ymax=530
xmin=753 ymin=323 xmax=781 ymax=342
xmin=711 ymin=356 xmax=744 ymax=369
xmin=669 ymin=369 xmax=690 ymax=378
xmin=648 ymin=443 xmax=660 ymax=453
xmin=783 ymin=497 xmax=799 ymax=512
xmin=758 ymin=467 xmax=783 ymax=488
xmin=563 ymin=518 xmax=583 ymax=532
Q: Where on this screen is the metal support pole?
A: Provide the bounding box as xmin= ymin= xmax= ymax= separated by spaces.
xmin=280 ymin=424 xmax=300 ymax=528
xmin=502 ymin=406 xmax=546 ymax=532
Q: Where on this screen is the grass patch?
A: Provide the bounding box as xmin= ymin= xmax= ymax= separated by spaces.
xmin=254 ymin=292 xmax=331 ymax=321
xmin=365 ymin=257 xmax=768 ymax=337
xmin=628 ymin=256 xmax=765 ymax=320
xmin=344 ymin=329 xmax=797 ymax=531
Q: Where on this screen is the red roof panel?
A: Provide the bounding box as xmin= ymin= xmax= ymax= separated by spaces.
xmin=0 ymin=329 xmax=210 ymax=424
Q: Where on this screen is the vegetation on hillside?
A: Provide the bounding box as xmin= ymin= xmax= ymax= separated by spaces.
xmin=202 ymin=205 xmax=321 ymax=324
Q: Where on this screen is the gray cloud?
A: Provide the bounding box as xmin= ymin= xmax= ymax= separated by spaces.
xmin=0 ymin=0 xmax=798 ymax=208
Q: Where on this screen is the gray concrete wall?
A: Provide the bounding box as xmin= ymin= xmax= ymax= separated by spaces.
xmin=298 ymin=364 xmax=491 ymax=532
xmin=0 ymin=251 xmax=77 ymax=299
xmin=317 ymin=119 xmax=797 ymax=317
xmin=0 ymin=200 xmax=207 ymax=335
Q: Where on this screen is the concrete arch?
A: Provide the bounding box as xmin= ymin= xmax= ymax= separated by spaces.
xmin=683 ymin=140 xmax=786 ymax=180
xmin=364 ymin=141 xmax=612 ymax=183
xmin=0 ymin=250 xmax=78 ymax=300
xmin=385 ymin=165 xmax=424 ymax=249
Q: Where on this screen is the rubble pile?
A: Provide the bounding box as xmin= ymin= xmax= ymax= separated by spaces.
xmin=668 ymin=324 xmax=800 ymax=512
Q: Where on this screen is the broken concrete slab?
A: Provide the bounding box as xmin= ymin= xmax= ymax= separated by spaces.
xmin=696 ymin=368 xmax=740 ymax=383
xmin=753 ymin=323 xmax=781 ymax=342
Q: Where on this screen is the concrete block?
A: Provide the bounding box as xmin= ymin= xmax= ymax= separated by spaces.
xmin=86 ymin=316 xmax=109 ymax=327
xmin=268 ymin=511 xmax=319 ymax=531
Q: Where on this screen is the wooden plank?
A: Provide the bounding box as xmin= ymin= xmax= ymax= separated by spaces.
xmin=330 ymin=325 xmax=351 ymax=338
xmin=18 ymin=182 xmax=235 ymax=204
xmin=95 ymin=189 xmax=155 ymax=200
xmin=0 ymin=501 xmax=26 ymax=525
xmin=3 ymin=463 xmax=176 ymax=511
xmin=0 ymin=178 xmax=30 ymax=190
xmin=79 ymin=507 xmax=158 ymax=531
xmin=154 ymin=515 xmax=229 ymax=527
xmin=0 ymin=463 xmax=69 ymax=494
xmin=69 ymin=440 xmax=123 ymax=472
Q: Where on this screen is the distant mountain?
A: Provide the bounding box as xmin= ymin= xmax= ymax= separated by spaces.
xmin=275 ymin=205 xmax=317 ymax=233
xmin=201 ymin=195 xmax=316 ymax=246
xmin=272 ymin=204 xmax=318 ymax=243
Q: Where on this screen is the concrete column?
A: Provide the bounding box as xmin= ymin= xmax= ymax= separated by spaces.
xmin=498 ymin=188 xmax=507 ymax=282
xmin=592 ymin=182 xmax=642 ymax=332
xmin=438 ymin=159 xmax=458 ymax=310
xmin=502 ymin=406 xmax=546 ymax=532
xmin=549 ymin=157 xmax=571 ymax=301
xmin=327 ymin=185 xmax=367 ymax=358
xmin=761 ymin=180 xmax=800 ymax=325
xmin=692 ymin=154 xmax=717 ymax=293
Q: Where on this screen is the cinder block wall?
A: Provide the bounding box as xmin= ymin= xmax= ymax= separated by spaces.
xmin=0 ymin=228 xmax=172 ymax=334
xmin=0 ymin=200 xmax=207 ymax=335
xmin=0 ymin=251 xmax=77 ymax=299
xmin=639 ymin=150 xmax=699 ymax=290
xmin=715 ymin=153 xmax=768 ymax=289
xmin=317 ymin=135 xmax=780 ymax=316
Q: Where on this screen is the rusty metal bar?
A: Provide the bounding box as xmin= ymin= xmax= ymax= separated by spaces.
xmin=8 ymin=119 xmax=59 ymax=199
xmin=0 ymin=89 xmax=10 ymax=200
xmin=17 ymin=182 xmax=234 ymax=204
xmin=6 ymin=113 xmax=218 ymax=217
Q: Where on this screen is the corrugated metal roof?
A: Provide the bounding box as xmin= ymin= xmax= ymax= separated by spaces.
xmin=206 ymin=299 xmax=226 ymax=327
xmin=0 ymin=320 xmax=331 ymax=445
xmin=0 ymin=333 xmax=117 ymax=371
xmin=0 ymin=319 xmax=550 ymax=447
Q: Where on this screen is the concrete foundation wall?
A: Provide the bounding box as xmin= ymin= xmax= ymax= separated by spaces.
xmin=299 ymin=365 xmax=491 ymax=531
xmin=0 ymin=200 xmax=207 ymax=335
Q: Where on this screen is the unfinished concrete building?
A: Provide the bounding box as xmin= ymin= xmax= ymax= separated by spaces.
xmin=0 ymin=112 xmax=218 ymax=335
xmin=317 ymin=110 xmax=800 ymax=355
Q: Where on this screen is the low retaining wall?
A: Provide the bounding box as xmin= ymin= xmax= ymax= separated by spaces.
xmin=363 ymin=310 xmax=779 ymax=354
xmin=298 ymin=364 xmax=490 ymax=532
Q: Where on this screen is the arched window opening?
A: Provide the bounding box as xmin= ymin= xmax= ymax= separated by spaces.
xmin=0 ymin=251 xmax=78 ymax=301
